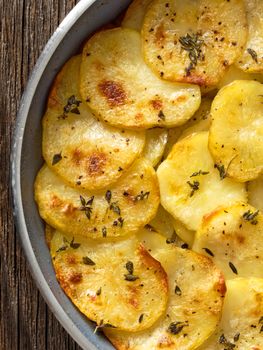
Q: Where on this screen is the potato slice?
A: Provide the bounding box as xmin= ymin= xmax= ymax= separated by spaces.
xmin=163 ymin=97 xmax=212 ymax=158
xmin=172 ymin=218 xmax=195 ymax=247
xmin=147 ymin=205 xmax=175 ymax=238
xmin=142 ymin=0 xmax=247 ymax=87
xmin=122 ymin=0 xmax=152 ymax=31
xmin=198 ymin=278 xmax=263 ymax=350
xmin=236 ymin=0 xmax=263 ymax=73
xmin=34 ymin=159 xmax=159 ymax=239
xmin=80 ymin=28 xmax=201 ymax=129
xmin=218 ymin=65 xmax=263 ymax=90
xmin=142 ymin=129 xmax=168 ymax=167
xmin=43 ymin=55 xmax=145 ymax=191
xmin=50 ymin=230 xmax=168 ymax=332
xmin=105 ymin=236 xmax=225 ymax=350
xmin=248 ymin=175 xmax=263 ymax=212
xmin=157 ymin=132 xmax=246 ymax=231
xmin=209 ymin=80 xmax=263 ymax=182
xmin=193 ymin=203 xmax=263 ymax=279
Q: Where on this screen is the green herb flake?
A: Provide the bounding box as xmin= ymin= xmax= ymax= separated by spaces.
xmin=125 ymin=261 xmax=134 ymax=275
xmin=166 ymin=238 xmax=176 ymax=244
xmin=124 ymin=274 xmax=139 ymax=282
xmin=134 ymin=191 xmax=150 ymax=202
xmin=190 ymin=170 xmax=209 ymax=177
xmin=63 ymin=95 xmax=82 ymax=115
xmin=56 ymin=245 xmax=68 ymax=253
xmin=158 ymin=110 xmax=165 ymax=120
xmin=167 ymin=321 xmax=188 ymax=335
xmin=203 ymin=247 xmax=214 ymax=257
xmin=83 ymin=256 xmax=96 ymax=266
xmin=96 ymin=287 xmax=102 ymax=296
xmin=70 ymin=237 xmax=81 ymax=249
xmin=214 ymin=164 xmax=226 ymax=180
xmin=105 ymin=190 xmax=112 ymax=204
xmin=179 ymin=33 xmax=203 ymax=72
xmin=218 ymin=334 xmax=236 ymax=349
xmin=139 ymin=314 xmax=144 ymax=323
xmin=175 ymin=285 xmax=182 ymax=296
xmin=187 ymin=180 xmax=200 ymax=197
xmin=247 ymin=48 xmax=258 ymax=63
xmin=233 ymin=333 xmax=240 ymax=342
xmin=110 ymin=202 xmax=121 ymax=215
xmin=242 ymin=209 xmax=259 ymax=225
xmin=229 ymin=261 xmax=238 ymax=275
xmin=79 ymin=195 xmax=94 ymax=220
xmin=52 ymin=152 xmax=62 ymax=166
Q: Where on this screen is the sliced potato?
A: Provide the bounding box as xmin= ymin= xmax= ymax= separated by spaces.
xmin=236 ymin=0 xmax=263 ymax=73
xmin=122 ymin=0 xmax=152 ymax=31
xmin=80 ymin=28 xmax=201 ymax=129
xmin=43 ymin=55 xmax=145 ymax=191
xmin=142 ymin=0 xmax=247 ymax=86
xmin=209 ymin=80 xmax=263 ymax=182
xmin=157 ymin=132 xmax=247 ymax=231
xmin=105 ymin=236 xmax=225 ymax=350
xmin=142 ymin=128 xmax=168 ymax=167
xmin=51 ymin=230 xmax=168 ymax=332
xmin=248 ymin=175 xmax=263 ymax=212
xmin=172 ymin=218 xmax=195 ymax=247
xmin=193 ymin=203 xmax=263 ymax=279
xmin=218 ymin=65 xmax=263 ymax=90
xmin=34 ymin=159 xmax=160 ymax=239
xmin=147 ymin=205 xmax=175 ymax=238
xmin=198 ymin=278 xmax=263 ymax=350
xmin=163 ymin=97 xmax=212 ymax=158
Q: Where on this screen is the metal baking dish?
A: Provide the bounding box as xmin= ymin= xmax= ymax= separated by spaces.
xmin=11 ymin=1 xmax=132 ymax=349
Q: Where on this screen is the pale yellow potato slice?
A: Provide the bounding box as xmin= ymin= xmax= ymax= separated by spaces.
xmin=218 ymin=65 xmax=263 ymax=89
xmin=193 ymin=203 xmax=263 ymax=279
xmin=50 ymin=230 xmax=168 ymax=332
xmin=122 ymin=0 xmax=152 ymax=31
xmin=248 ymin=175 xmax=263 ymax=212
xmin=105 ymin=235 xmax=225 ymax=350
xmin=163 ymin=97 xmax=212 ymax=158
xmin=80 ymin=28 xmax=201 ymax=129
xmin=236 ymin=0 xmax=263 ymax=73
xmin=157 ymin=132 xmax=246 ymax=231
xmin=147 ymin=205 xmax=175 ymax=238
xmin=142 ymin=128 xmax=168 ymax=167
xmin=209 ymin=80 xmax=263 ymax=182
xmin=43 ymin=55 xmax=145 ymax=191
xmin=34 ymin=159 xmax=159 ymax=239
xmin=198 ymin=278 xmax=263 ymax=350
xmin=142 ymin=0 xmax=247 ymax=87
xmin=172 ymin=218 xmax=195 ymax=247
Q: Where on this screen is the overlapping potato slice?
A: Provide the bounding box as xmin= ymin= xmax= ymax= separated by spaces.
xmin=217 ymin=65 xmax=263 ymax=90
xmin=236 ymin=0 xmax=263 ymax=73
xmin=248 ymin=175 xmax=263 ymax=212
xmin=142 ymin=0 xmax=247 ymax=87
xmin=163 ymin=97 xmax=212 ymax=158
xmin=142 ymin=129 xmax=168 ymax=167
xmin=172 ymin=218 xmax=195 ymax=247
xmin=80 ymin=28 xmax=201 ymax=129
xmin=50 ymin=230 xmax=168 ymax=332
xmin=34 ymin=159 xmax=159 ymax=239
xmin=193 ymin=203 xmax=263 ymax=279
xmin=43 ymin=55 xmax=145 ymax=191
xmin=157 ymin=132 xmax=246 ymax=231
xmin=147 ymin=205 xmax=175 ymax=238
xmin=105 ymin=232 xmax=225 ymax=350
xmin=122 ymin=0 xmax=152 ymax=31
xmin=198 ymin=278 xmax=263 ymax=350
xmin=209 ymin=80 xmax=263 ymax=182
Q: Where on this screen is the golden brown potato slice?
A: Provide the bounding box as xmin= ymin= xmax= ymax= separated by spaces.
xmin=147 ymin=205 xmax=175 ymax=238
xmin=236 ymin=0 xmax=263 ymax=73
xmin=50 ymin=230 xmax=168 ymax=332
xmin=43 ymin=55 xmax=145 ymax=191
xmin=122 ymin=0 xmax=152 ymax=31
xmin=157 ymin=132 xmax=247 ymax=231
xmin=142 ymin=0 xmax=247 ymax=87
xmin=248 ymin=175 xmax=263 ymax=212
xmin=142 ymin=128 xmax=168 ymax=167
xmin=193 ymin=203 xmax=263 ymax=279
xmin=34 ymin=159 xmax=159 ymax=239
xmin=217 ymin=65 xmax=263 ymax=90
xmin=163 ymin=97 xmax=212 ymax=158
xmin=105 ymin=235 xmax=225 ymax=350
xmin=209 ymin=80 xmax=263 ymax=182
xmin=80 ymin=28 xmax=201 ymax=129
xmin=198 ymin=278 xmax=263 ymax=350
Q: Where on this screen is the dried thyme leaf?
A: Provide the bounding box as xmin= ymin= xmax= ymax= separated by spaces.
xmin=134 ymin=191 xmax=150 ymax=202
xmin=190 ymin=170 xmax=209 ymax=177
xmin=105 ymin=190 xmax=112 ymax=204
xmin=158 ymin=110 xmax=165 ymax=120
xmin=110 ymin=202 xmax=121 ymax=215
xmin=56 ymin=245 xmax=68 ymax=253
xmin=124 ymin=274 xmax=139 ymax=282
xmin=219 ymin=334 xmax=236 ymax=349
xmin=242 ymin=209 xmax=259 ymax=225
xmin=102 ymin=227 xmax=107 ymax=238
xmin=167 ymin=321 xmax=188 ymax=335
xmin=79 ymin=195 xmax=94 ymax=220
xmin=175 ymin=285 xmax=182 ymax=296
xmin=214 ymin=164 xmax=226 ymax=180
xmin=96 ymin=287 xmax=102 ymax=296
xmin=83 ymin=256 xmax=96 ymax=266
xmin=203 ymin=247 xmax=214 ymax=257
xmin=138 ymin=314 xmax=144 ymax=323
xmin=179 ymin=33 xmax=203 ymax=72
xmin=52 ymin=152 xmax=62 ymax=165
xmin=247 ymin=48 xmax=258 ymax=63
xmin=70 ymin=237 xmax=81 ymax=249
xmin=187 ymin=180 xmax=199 ymax=197
xmin=229 ymin=261 xmax=238 ymax=275
xmin=125 ymin=261 xmax=134 ymax=275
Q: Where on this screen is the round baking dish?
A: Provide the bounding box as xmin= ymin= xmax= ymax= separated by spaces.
xmin=11 ymin=1 xmax=132 ymax=349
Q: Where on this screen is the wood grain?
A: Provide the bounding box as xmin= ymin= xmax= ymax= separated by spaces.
xmin=0 ymin=1 xmax=82 ymax=349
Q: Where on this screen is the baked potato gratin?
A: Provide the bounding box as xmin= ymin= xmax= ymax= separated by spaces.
xmin=35 ymin=0 xmax=263 ymax=349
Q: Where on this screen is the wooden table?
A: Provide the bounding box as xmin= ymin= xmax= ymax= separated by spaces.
xmin=0 ymin=1 xmax=82 ymax=349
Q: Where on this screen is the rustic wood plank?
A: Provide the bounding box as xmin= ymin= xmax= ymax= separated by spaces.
xmin=0 ymin=1 xmax=82 ymax=349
